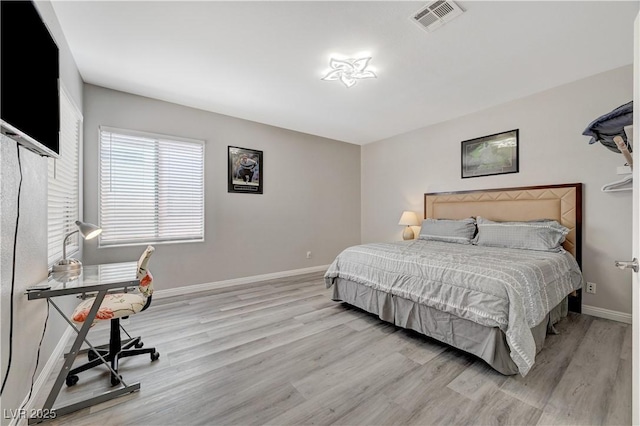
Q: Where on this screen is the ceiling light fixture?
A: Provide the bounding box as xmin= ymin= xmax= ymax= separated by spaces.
xmin=321 ymin=57 xmax=376 ymax=88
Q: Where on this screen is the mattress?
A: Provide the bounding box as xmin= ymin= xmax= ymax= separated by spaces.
xmin=324 ymin=239 xmax=584 ymax=376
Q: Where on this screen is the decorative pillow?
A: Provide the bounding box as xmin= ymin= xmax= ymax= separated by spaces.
xmin=418 ymin=217 xmax=477 ymax=244
xmin=473 ymin=217 xmax=569 ymax=252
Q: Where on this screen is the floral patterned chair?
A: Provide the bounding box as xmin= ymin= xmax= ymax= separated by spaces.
xmin=66 ymin=246 xmax=160 ymax=387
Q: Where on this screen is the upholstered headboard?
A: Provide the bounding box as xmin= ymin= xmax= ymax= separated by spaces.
xmin=424 ymin=183 xmax=582 ymax=265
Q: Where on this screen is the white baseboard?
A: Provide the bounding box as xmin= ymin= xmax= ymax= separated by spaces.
xmin=154 ymin=264 xmax=330 ymax=300
xmin=13 ymin=326 xmax=74 ymax=426
xmin=582 ymin=304 xmax=632 ymax=324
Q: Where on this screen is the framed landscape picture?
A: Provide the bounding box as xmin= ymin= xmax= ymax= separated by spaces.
xmin=228 ymin=146 xmax=263 ymax=194
xmin=461 ymin=129 xmax=519 ymax=179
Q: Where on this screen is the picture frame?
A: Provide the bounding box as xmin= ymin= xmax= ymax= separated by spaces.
xmin=461 ymin=129 xmax=519 ymax=179
xmin=228 ymin=146 xmax=263 ymax=194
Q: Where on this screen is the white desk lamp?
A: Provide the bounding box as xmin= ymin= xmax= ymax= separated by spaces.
xmin=52 ymin=220 xmax=102 ymax=272
xmin=398 ymin=211 xmax=419 ymax=240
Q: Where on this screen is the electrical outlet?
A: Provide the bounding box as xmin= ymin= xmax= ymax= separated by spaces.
xmin=585 ymin=282 xmax=597 ymax=294
xmin=306 ymin=251 xmax=312 ymax=259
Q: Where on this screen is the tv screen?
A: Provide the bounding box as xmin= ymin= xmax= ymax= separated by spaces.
xmin=1 ymin=0 xmax=60 ymax=158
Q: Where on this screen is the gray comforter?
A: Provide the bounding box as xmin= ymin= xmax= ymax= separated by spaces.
xmin=324 ymin=240 xmax=584 ymax=376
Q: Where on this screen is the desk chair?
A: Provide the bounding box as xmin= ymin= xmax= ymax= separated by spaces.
xmin=67 ymin=246 xmax=160 ymax=386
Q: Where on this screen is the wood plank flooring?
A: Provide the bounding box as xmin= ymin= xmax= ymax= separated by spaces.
xmin=34 ymin=272 xmax=631 ymax=425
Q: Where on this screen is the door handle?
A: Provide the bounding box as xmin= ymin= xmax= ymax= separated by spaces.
xmin=615 ymin=258 xmax=639 ymax=272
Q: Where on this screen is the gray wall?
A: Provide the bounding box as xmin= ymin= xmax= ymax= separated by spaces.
xmin=361 ymin=65 xmax=634 ymax=315
xmin=82 ymin=85 xmax=361 ymax=290
xmin=0 ymin=1 xmax=83 ymax=421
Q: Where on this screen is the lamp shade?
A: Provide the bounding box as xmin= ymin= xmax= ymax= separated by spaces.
xmin=398 ymin=211 xmax=419 ymax=226
xmin=76 ymin=220 xmax=102 ymax=240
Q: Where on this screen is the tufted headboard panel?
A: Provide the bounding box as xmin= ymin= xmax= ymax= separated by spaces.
xmin=424 ymin=183 xmax=582 ymax=265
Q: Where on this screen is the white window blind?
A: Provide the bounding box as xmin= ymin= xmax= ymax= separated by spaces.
xmin=48 ymin=88 xmax=81 ymax=266
xmin=99 ymin=127 xmax=205 ymax=247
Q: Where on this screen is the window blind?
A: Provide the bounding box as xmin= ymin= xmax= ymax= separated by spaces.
xmin=47 ymin=88 xmax=81 ymax=266
xmin=99 ymin=127 xmax=205 ymax=247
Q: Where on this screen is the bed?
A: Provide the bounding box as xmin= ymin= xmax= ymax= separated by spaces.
xmin=324 ymin=183 xmax=584 ymax=376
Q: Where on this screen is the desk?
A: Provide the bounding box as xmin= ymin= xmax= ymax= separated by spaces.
xmin=26 ymin=262 xmax=140 ymax=424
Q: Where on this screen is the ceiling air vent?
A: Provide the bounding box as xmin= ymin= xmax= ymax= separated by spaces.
xmin=410 ymin=1 xmax=465 ymax=33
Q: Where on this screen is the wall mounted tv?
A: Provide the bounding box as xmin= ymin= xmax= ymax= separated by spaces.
xmin=1 ymin=0 xmax=60 ymax=158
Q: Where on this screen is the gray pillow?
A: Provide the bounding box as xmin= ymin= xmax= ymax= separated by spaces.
xmin=473 ymin=217 xmax=569 ymax=252
xmin=418 ymin=218 xmax=477 ymax=244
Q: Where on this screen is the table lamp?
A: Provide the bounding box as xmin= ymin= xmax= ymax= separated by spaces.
xmin=52 ymin=220 xmax=102 ymax=272
xmin=398 ymin=211 xmax=419 ymax=240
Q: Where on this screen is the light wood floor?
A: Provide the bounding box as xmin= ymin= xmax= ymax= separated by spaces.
xmin=35 ymin=272 xmax=631 ymax=426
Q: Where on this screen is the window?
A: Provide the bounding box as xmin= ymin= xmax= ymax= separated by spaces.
xmin=47 ymin=87 xmax=81 ymax=266
xmin=99 ymin=127 xmax=205 ymax=247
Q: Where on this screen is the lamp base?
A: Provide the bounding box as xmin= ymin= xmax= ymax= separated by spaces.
xmin=52 ymin=258 xmax=83 ymax=273
xmin=402 ymin=226 xmax=415 ymax=240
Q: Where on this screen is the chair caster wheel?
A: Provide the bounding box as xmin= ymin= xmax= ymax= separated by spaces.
xmin=66 ymin=375 xmax=79 ymax=387
xmin=151 ymin=351 xmax=160 ymax=362
xmin=135 ymin=341 xmax=144 ymax=349
xmin=111 ymin=374 xmax=123 ymax=386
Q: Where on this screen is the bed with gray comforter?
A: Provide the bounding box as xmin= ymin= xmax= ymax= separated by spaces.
xmin=324 ymin=239 xmax=584 ymax=376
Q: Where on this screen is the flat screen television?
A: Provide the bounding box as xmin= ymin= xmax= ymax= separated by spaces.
xmin=1 ymin=0 xmax=60 ymax=158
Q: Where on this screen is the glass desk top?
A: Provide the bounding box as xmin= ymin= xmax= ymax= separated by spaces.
xmin=27 ymin=262 xmax=139 ymax=300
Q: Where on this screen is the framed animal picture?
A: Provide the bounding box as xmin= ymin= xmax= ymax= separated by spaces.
xmin=228 ymin=146 xmax=263 ymax=194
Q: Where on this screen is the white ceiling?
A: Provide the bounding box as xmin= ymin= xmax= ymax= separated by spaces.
xmin=51 ymin=1 xmax=639 ymax=145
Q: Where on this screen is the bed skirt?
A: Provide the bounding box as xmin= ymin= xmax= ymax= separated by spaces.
xmin=331 ymin=277 xmax=568 ymax=375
